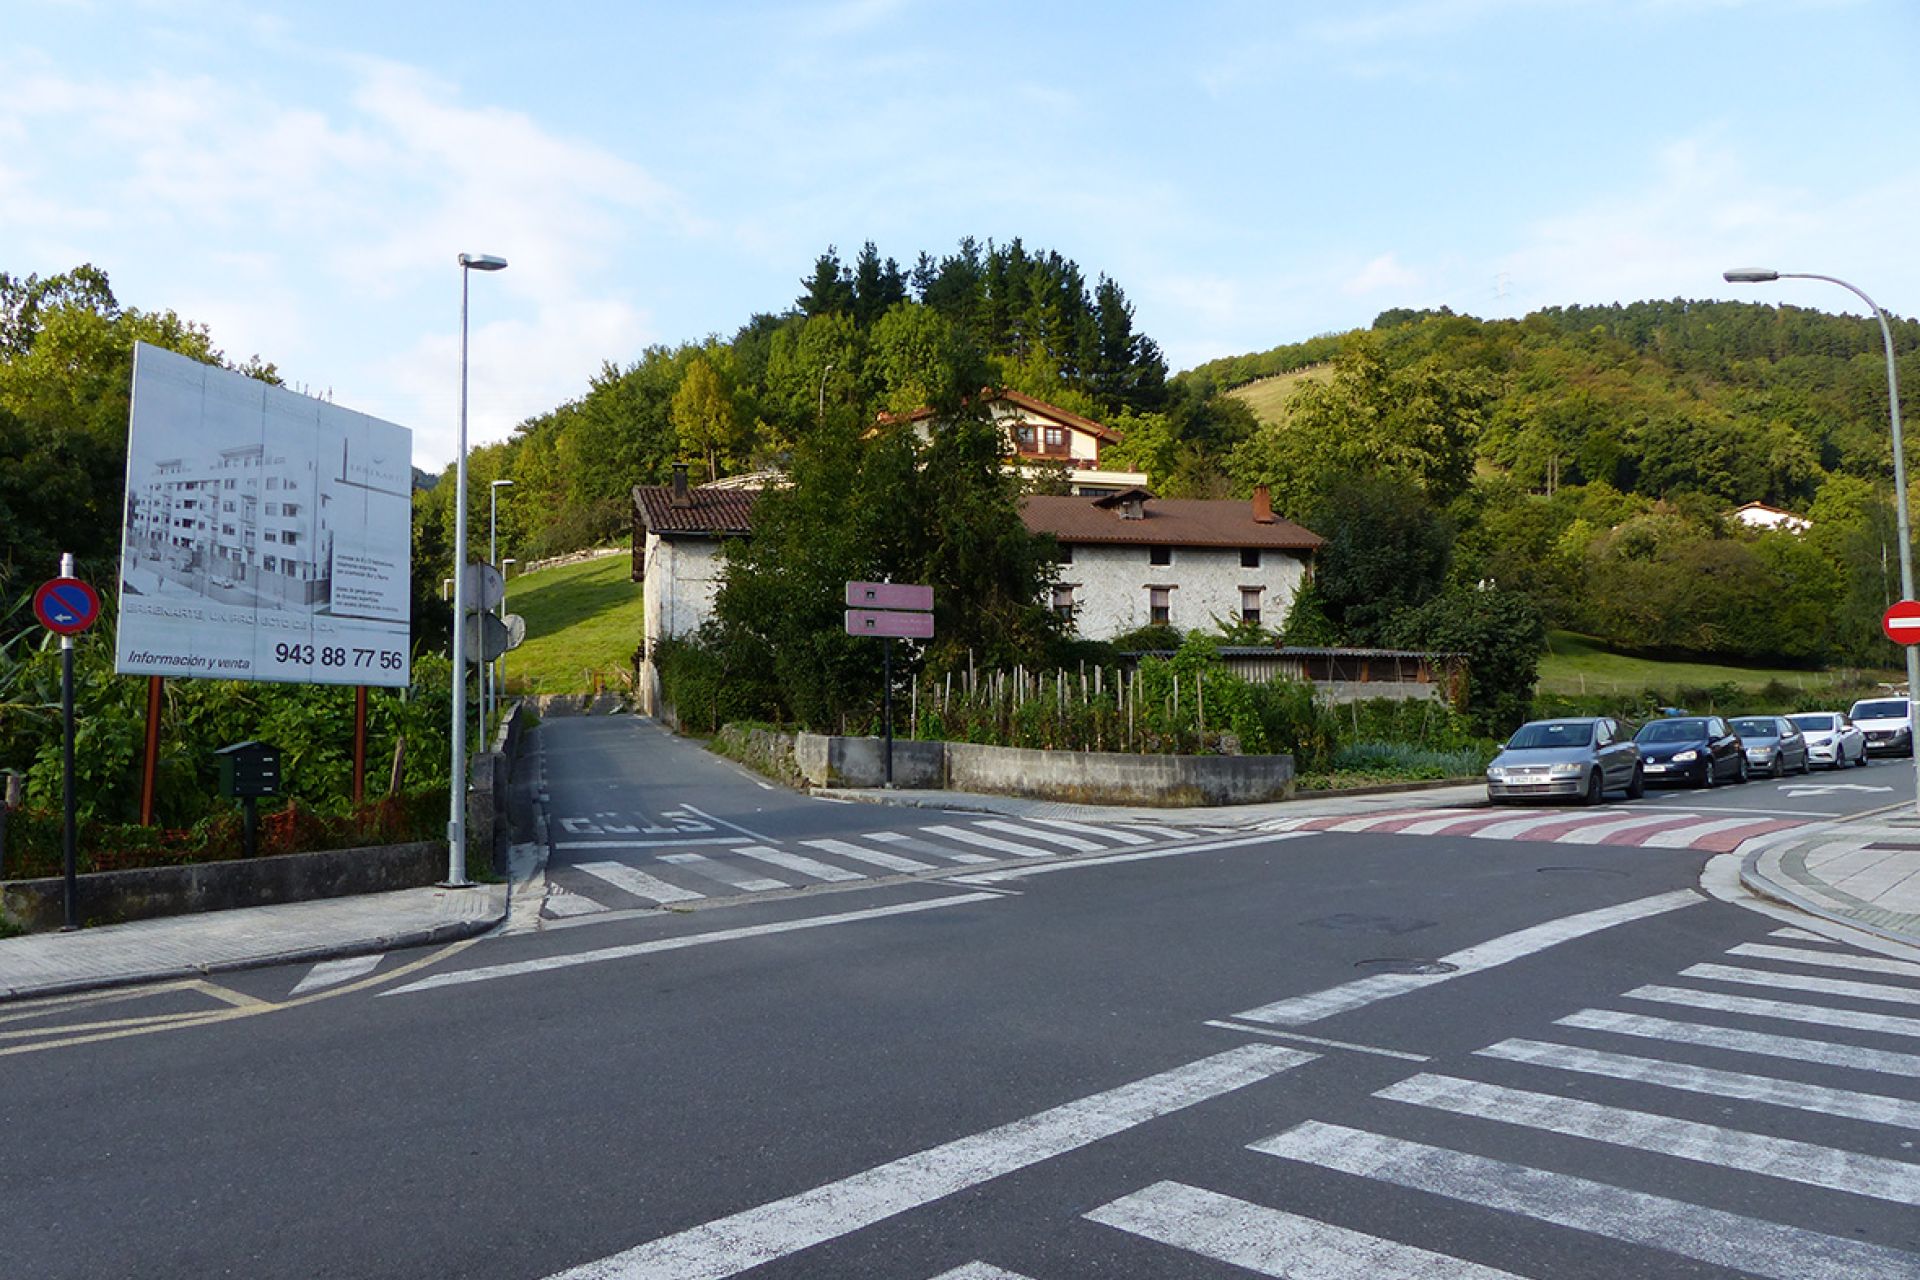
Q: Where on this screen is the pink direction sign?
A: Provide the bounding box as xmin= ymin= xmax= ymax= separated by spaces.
xmin=845 ymin=608 xmax=935 ymax=639
xmin=845 ymin=581 xmax=934 ymax=612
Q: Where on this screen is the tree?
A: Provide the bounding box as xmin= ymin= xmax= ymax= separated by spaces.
xmin=669 ymin=353 xmax=741 ymax=481
xmin=1305 ymin=476 xmax=1454 ymax=644
xmin=1388 ymin=586 xmax=1545 ymax=736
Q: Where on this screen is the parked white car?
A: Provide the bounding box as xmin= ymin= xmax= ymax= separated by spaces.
xmin=1848 ymin=697 xmax=1913 ymax=758
xmin=1788 ymin=711 xmax=1868 ymax=769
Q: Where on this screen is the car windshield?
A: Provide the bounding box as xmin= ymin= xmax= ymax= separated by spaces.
xmin=1636 ymin=719 xmax=1707 ymax=744
xmin=1790 ymin=714 xmax=1836 ymax=732
xmin=1732 ymin=718 xmax=1778 ymax=738
xmin=1852 ymin=700 xmax=1909 ymax=720
xmin=1505 ymin=721 xmax=1593 ymax=750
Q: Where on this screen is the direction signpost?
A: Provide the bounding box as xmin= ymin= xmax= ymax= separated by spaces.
xmin=845 ymin=582 xmax=935 ymax=786
xmin=36 ymin=559 xmax=99 ymax=931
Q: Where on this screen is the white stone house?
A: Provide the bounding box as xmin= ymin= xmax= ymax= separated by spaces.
xmin=631 ymin=465 xmax=760 ymax=653
xmin=890 ymin=388 xmax=1150 ymax=496
xmin=1022 ymin=487 xmax=1323 ymax=640
xmin=1728 ymin=500 xmax=1812 ymax=534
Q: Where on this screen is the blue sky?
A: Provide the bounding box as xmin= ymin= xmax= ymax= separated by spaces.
xmin=5 ymin=0 xmax=1915 ymax=467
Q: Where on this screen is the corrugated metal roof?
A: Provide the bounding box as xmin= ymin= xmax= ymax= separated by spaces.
xmin=632 ymin=484 xmax=758 ymax=536
xmin=1022 ymin=494 xmax=1323 ymax=549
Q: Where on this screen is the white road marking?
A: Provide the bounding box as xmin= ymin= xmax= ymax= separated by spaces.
xmin=975 ymin=819 xmax=1105 ymax=852
xmin=921 ymin=824 xmax=1053 ymax=858
xmin=1624 ymin=983 xmax=1920 ymax=1038
xmin=1477 ymin=1037 xmax=1920 ymax=1130
xmin=1029 ymin=817 xmax=1153 ymax=845
xmin=578 ymin=862 xmax=706 ymax=905
xmin=659 ymin=853 xmax=788 ymax=894
xmin=1769 ymin=926 xmax=1844 ymax=944
xmin=1234 ymin=890 xmax=1701 ymax=1026
xmin=557 ymin=838 xmax=748 ymax=850
xmin=1681 ymin=961 xmax=1920 ymax=1006
xmin=1727 ymin=942 xmax=1920 ymax=980
xmin=1251 ymin=1122 xmax=1919 ymax=1280
xmin=539 ymin=1045 xmax=1317 ymax=1280
xmin=388 ymin=893 xmax=1005 ymax=996
xmin=1377 ymin=1073 xmax=1920 ymax=1205
xmin=289 ymin=955 xmax=381 ymax=996
xmin=864 ymin=830 xmax=996 ymax=864
xmin=543 ymin=886 xmax=611 ymax=917
xmin=1639 ymin=816 xmax=1774 ymax=848
xmin=952 ymin=833 xmax=1296 ymax=885
xmin=927 ymin=1266 xmax=1036 ymax=1280
xmin=1558 ymin=1007 xmax=1920 ymax=1077
xmin=1385 ymin=811 xmax=1493 ymax=837
xmin=734 ymin=846 xmax=866 ymax=883
xmin=800 ymin=838 xmax=935 ymax=873
xmin=1554 ymin=812 xmax=1703 ymax=845
xmin=677 ymin=803 xmax=775 ymax=843
xmin=1204 ymin=1020 xmax=1431 ymax=1062
xmin=1469 ymin=812 xmax=1606 ymax=841
xmin=1086 ymin=1180 xmax=1523 ymax=1279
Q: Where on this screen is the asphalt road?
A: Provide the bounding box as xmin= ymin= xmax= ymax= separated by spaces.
xmin=3 ymin=718 xmax=1917 ymax=1279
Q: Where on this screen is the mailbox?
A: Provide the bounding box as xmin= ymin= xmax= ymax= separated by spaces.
xmin=215 ymin=741 xmax=281 ymax=800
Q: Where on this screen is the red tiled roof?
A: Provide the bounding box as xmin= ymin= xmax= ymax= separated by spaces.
xmin=880 ymin=388 xmax=1122 ymax=444
xmin=1021 ymin=494 xmax=1323 ymax=550
xmin=632 ymin=484 xmax=758 ymax=536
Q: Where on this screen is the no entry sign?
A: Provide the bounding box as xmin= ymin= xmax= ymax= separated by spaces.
xmin=34 ymin=577 xmax=100 ymax=636
xmin=1884 ymin=599 xmax=1920 ymax=645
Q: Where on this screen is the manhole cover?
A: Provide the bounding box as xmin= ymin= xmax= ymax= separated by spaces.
xmin=1536 ymin=866 xmax=1630 ymax=878
xmin=1354 ymin=958 xmax=1459 ymax=975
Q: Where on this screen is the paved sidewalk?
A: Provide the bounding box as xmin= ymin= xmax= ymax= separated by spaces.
xmin=825 ymin=779 xmax=1490 ymax=828
xmin=0 ymin=883 xmax=507 ymax=1003
xmin=1743 ymin=810 xmax=1920 ymax=948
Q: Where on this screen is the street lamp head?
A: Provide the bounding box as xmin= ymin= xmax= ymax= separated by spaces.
xmin=1723 ymin=268 xmax=1780 ymax=284
xmin=459 ymin=253 xmax=509 ymax=272
xmin=491 ymin=478 xmax=515 ymax=489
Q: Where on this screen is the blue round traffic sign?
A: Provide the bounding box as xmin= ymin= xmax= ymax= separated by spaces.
xmin=33 ymin=577 xmax=100 ymax=635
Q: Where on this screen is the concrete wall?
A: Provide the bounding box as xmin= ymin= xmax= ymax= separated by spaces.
xmin=785 ymin=732 xmax=1293 ymax=806
xmin=1057 ymin=542 xmax=1309 ymax=640
xmin=642 ymin=533 xmax=727 ymax=654
xmin=2 ymin=840 xmax=444 ymax=933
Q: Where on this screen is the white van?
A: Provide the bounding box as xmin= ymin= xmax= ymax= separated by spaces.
xmin=1848 ymin=696 xmax=1913 ymax=757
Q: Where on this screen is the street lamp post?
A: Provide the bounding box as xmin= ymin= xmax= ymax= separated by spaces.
xmin=484 ymin=478 xmax=514 ymax=746
xmin=1725 ymin=268 xmax=1918 ymax=814
xmin=447 ymin=251 xmax=507 ymax=888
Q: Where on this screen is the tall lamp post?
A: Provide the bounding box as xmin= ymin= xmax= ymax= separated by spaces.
xmin=484 ymin=477 xmax=514 ymax=745
xmin=447 ymin=251 xmax=508 ymax=888
xmin=1725 ymin=267 xmax=1917 ymax=814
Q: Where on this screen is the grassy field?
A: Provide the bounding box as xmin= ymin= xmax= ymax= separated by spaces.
xmin=498 ymin=551 xmax=641 ymax=694
xmin=1536 ymin=630 xmax=1899 ymax=697
xmin=1225 ymin=365 xmax=1334 ymax=424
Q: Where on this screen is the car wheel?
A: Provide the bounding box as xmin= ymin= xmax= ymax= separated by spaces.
xmin=1857 ymin=746 xmax=1872 ymax=767
xmin=1770 ymin=755 xmax=1784 ymax=779
xmin=1626 ymin=765 xmax=1645 ymax=800
xmin=1583 ymin=769 xmax=1604 ymax=806
xmin=1736 ymin=757 xmax=1750 ymax=784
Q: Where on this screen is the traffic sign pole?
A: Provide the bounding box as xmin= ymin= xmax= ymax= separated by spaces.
xmin=58 ymin=554 xmax=78 ymax=932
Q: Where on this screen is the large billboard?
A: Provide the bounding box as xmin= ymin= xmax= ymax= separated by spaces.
xmin=116 ymin=342 xmax=413 ymax=688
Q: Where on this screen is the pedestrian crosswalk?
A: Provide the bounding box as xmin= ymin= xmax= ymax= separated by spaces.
xmin=540 ymin=817 xmax=1226 ymax=918
xmin=1257 ymin=804 xmax=1813 ymax=852
xmin=1057 ymin=922 xmax=1920 ymax=1278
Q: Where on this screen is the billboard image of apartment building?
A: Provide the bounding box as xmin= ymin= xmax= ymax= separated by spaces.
xmin=117 ymin=343 xmax=414 ymax=688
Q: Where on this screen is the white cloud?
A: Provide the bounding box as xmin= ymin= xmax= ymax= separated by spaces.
xmin=1343 ymin=252 xmax=1422 ymax=296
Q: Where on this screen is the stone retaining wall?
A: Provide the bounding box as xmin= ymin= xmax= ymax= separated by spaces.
xmin=781 ymin=732 xmax=1292 ymax=806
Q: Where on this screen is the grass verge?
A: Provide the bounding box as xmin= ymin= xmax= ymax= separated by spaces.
xmin=499 ymin=552 xmax=642 ymax=695
xmin=1536 ymin=630 xmax=1899 ymax=698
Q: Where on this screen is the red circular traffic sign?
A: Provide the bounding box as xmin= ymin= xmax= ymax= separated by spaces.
xmin=33 ymin=577 xmax=100 ymax=636
xmin=1884 ymin=599 xmax=1920 ymax=646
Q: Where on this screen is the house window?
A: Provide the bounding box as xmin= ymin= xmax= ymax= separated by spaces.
xmin=282 ymin=503 xmax=300 ymax=517
xmin=267 ymin=478 xmax=280 ymax=490
xmin=1016 ymin=425 xmax=1037 ymax=448
xmin=266 ymin=503 xmax=279 ymax=516
xmin=1058 ymin=543 xmax=1073 ymax=565
xmin=1241 ymin=588 xmax=1263 ymax=624
xmin=264 ymin=531 xmax=278 ymax=543
xmin=1241 ymin=548 xmax=1261 ymax=568
xmin=263 ymin=556 xmax=278 ymax=572
xmin=1043 ymin=426 xmax=1065 ymax=448
xmin=1052 ymin=585 xmax=1075 ymax=618
xmin=1149 ymin=545 xmax=1171 ymax=566
xmin=1149 ymin=587 xmax=1170 ymax=625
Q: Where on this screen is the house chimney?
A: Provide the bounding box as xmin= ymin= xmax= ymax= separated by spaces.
xmin=1252 ymin=485 xmax=1275 ymax=523
xmin=670 ymin=463 xmax=691 ymax=508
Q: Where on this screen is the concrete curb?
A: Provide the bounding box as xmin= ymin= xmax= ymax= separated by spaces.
xmin=813 ymin=775 xmax=1489 ymax=822
xmin=0 ymin=891 xmax=507 ymax=1004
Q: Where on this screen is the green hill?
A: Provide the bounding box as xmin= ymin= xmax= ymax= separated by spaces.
xmin=1225 ymin=364 xmax=1334 ymax=425
xmin=498 ymin=552 xmax=642 ymax=694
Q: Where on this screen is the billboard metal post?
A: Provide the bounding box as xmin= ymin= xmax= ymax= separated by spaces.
xmin=139 ymin=675 xmax=163 ymax=826
xmin=352 ymin=685 xmax=368 ymax=808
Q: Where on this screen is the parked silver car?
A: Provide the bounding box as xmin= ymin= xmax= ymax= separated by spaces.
xmin=1731 ymin=715 xmax=1810 ymax=777
xmin=1486 ymin=717 xmax=1643 ymax=805
xmin=1787 ymin=711 xmax=1868 ymax=769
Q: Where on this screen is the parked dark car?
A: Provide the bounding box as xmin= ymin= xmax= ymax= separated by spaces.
xmin=1486 ymin=717 xmax=1643 ymax=805
xmin=1730 ymin=715 xmax=1810 ymax=777
xmin=1633 ymin=715 xmax=1746 ymax=787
